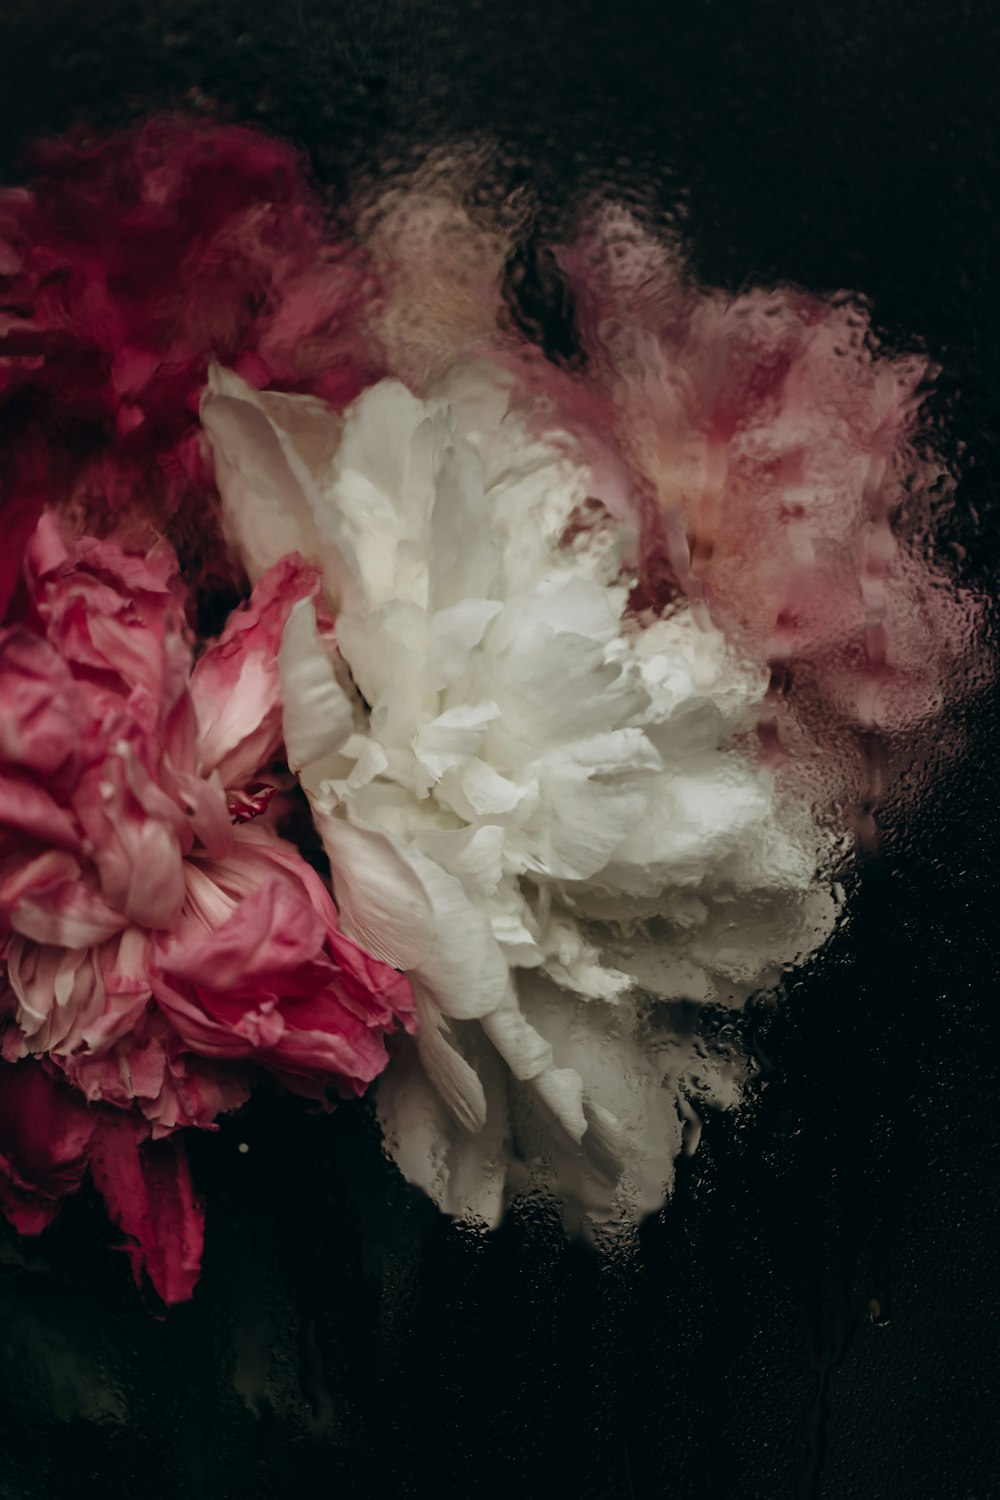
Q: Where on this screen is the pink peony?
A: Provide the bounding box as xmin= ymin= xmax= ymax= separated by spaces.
xmin=551 ymin=216 xmax=976 ymax=751
xmin=0 ymin=513 xmax=415 ymax=1300
xmin=0 ymin=116 xmax=381 ymax=615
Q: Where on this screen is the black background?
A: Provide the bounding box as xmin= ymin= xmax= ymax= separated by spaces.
xmin=0 ymin=2 xmax=999 ymax=1496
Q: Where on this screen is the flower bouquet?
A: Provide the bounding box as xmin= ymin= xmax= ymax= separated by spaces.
xmin=0 ymin=118 xmax=975 ymax=1303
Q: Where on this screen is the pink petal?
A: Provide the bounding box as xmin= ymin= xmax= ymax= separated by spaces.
xmin=25 ymin=513 xmax=189 ymax=710
xmin=161 ymin=877 xmax=329 ymax=993
xmin=0 ymin=774 xmax=81 ymax=850
xmin=0 ymin=492 xmax=44 ymax=624
xmin=152 ymin=825 xmax=415 ymax=1094
xmin=88 ymin=1113 xmax=204 ymax=1305
xmin=72 ymin=752 xmax=187 ymax=930
xmin=4 ymin=937 xmax=105 ymax=1053
xmin=0 ymin=1057 xmax=96 ymax=1235
xmin=0 ymin=850 xmax=127 ymax=947
xmin=190 ymin=552 xmax=319 ymax=786
xmin=170 ymin=768 xmax=234 ymax=860
xmin=0 ymin=629 xmax=83 ymax=783
xmin=26 ymin=511 xmax=177 ymax=602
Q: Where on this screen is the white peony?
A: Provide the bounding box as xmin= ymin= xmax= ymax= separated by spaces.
xmin=201 ymin=357 xmax=838 ymax=1229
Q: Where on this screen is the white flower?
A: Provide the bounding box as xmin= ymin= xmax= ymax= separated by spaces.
xmin=201 ymin=358 xmax=838 ymax=1229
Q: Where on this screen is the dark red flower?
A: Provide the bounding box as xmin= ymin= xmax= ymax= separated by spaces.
xmin=0 ymin=116 xmax=382 ymax=612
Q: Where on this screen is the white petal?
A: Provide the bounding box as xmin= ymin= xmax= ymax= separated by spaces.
xmin=322 ymin=383 xmax=441 ymax=611
xmin=345 ymin=739 xmax=390 ymax=791
xmin=278 ymin=599 xmax=356 ymax=774
xmin=428 ymin=437 xmax=500 ymax=607
xmin=428 ymin=600 xmax=503 ymax=689
xmin=607 ymin=763 xmax=770 ymax=890
xmin=529 ymin=1066 xmax=587 ymax=1143
xmin=416 ymin=824 xmax=505 ymax=898
xmin=400 ymin=844 xmax=511 ymax=1021
xmin=376 ymin=1032 xmax=509 ymax=1225
xmin=489 ymin=575 xmax=622 ymax=652
xmin=453 ymin=759 xmax=529 ymax=818
xmin=411 ymin=702 xmax=500 ymax=790
xmin=337 ymin=606 xmax=432 ymax=742
xmin=315 ymin=812 xmax=434 ymax=970
xmin=479 ymin=980 xmax=553 ymax=1081
xmin=486 ymin=881 xmax=545 ymax=966
xmin=491 ymin=619 xmax=646 ymax=747
xmin=580 ymin=1100 xmax=628 ymax=1183
xmin=200 ymin=368 xmax=323 ymax=582
xmin=520 ymin=736 xmax=658 ymax=881
xmin=412 ymin=992 xmax=487 ymax=1132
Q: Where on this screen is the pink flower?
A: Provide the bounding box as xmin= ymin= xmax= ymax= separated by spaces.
xmin=0 ymin=116 xmax=381 ymax=610
xmin=0 ymin=513 xmax=415 ymax=1299
xmin=508 ymin=216 xmax=982 ymax=815
xmin=552 ymin=220 xmax=976 ymax=739
xmin=153 ymin=824 xmax=415 ymax=1100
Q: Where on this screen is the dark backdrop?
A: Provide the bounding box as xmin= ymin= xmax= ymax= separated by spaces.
xmin=0 ymin=2 xmax=998 ymax=1496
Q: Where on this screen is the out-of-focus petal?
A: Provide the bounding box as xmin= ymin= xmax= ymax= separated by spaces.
xmin=88 ymin=1113 xmax=204 ymax=1305
xmin=0 ymin=631 xmax=82 ymax=783
xmin=0 ymin=1058 xmax=96 ymax=1235
xmin=200 ymin=368 xmax=326 ymax=584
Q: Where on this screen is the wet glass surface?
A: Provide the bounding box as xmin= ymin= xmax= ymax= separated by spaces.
xmin=0 ymin=2 xmax=998 ymax=1495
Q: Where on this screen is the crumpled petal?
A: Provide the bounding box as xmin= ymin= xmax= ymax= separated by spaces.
xmin=88 ymin=1113 xmax=204 ymax=1305
xmin=190 ymin=551 xmax=320 ymax=786
xmin=151 ymin=824 xmax=415 ymax=1097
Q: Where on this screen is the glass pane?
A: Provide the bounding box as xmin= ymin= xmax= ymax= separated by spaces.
xmin=0 ymin=3 xmax=995 ymax=1497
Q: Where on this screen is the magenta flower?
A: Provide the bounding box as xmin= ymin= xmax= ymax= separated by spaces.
xmin=0 ymin=116 xmax=381 ymax=616
xmin=0 ymin=513 xmax=415 ymax=1299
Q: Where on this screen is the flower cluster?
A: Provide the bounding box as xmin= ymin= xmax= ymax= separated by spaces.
xmin=0 ymin=514 xmax=414 ymax=1297
xmin=0 ymin=119 xmax=977 ymax=1294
